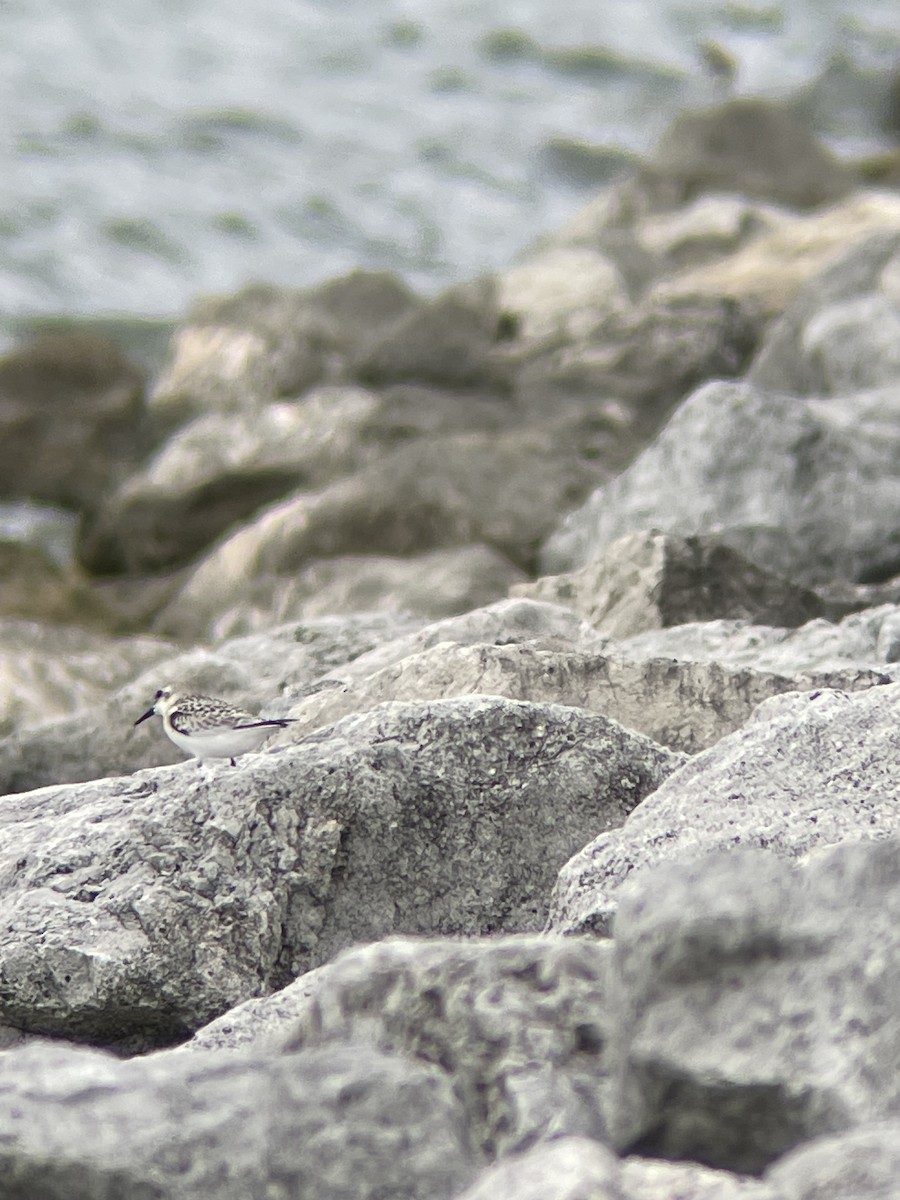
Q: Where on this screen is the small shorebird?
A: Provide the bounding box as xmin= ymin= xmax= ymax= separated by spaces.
xmin=134 ymin=686 xmax=295 ymax=766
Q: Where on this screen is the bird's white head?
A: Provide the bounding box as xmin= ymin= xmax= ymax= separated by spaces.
xmin=134 ymin=685 xmax=175 ymax=726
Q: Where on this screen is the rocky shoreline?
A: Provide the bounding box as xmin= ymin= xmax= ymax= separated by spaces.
xmin=2 ymin=95 xmax=900 ymax=1197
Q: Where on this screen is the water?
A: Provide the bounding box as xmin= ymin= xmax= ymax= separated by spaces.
xmin=1 ymin=0 xmax=898 ymax=322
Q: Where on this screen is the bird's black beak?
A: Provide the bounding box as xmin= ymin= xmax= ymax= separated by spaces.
xmin=134 ymin=707 xmax=156 ymax=726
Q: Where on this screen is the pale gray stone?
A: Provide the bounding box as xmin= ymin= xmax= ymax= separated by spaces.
xmin=541 ymin=378 xmax=900 ymax=586
xmin=155 ymin=427 xmax=600 ymax=636
xmin=750 ymin=229 xmax=900 ymax=396
xmin=192 ymin=934 xmax=616 ymax=1158
xmin=636 ymin=98 xmax=853 ymax=210
xmin=0 ymin=1040 xmax=473 ymax=1200
xmin=275 ymin=634 xmax=883 ymax=756
xmin=452 ymin=1138 xmax=621 ymax=1200
xmin=607 ymin=839 xmax=900 ymax=1172
xmin=620 ymin=1157 xmax=772 ymax=1200
xmin=513 ymin=530 xmax=822 ymax=638
xmin=549 ymin=683 xmax=900 ymax=934
xmin=614 ymin=604 xmax=900 ymax=676
xmin=172 ymin=545 xmax=526 ymax=641
xmin=764 ymin=1121 xmax=900 ymax=1199
xmin=0 ymin=619 xmax=176 ymax=737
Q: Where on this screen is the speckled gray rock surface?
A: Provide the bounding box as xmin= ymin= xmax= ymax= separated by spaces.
xmin=550 ymin=683 xmax=900 ymax=934
xmin=0 ymin=1039 xmax=473 ymax=1200
xmin=0 ymin=695 xmax=676 ymax=1047
xmin=606 ymin=839 xmax=900 ymax=1173
xmin=514 ymin=530 xmax=823 ymax=638
xmin=190 ymin=934 xmax=616 ymax=1158
xmin=540 ymin=378 xmax=900 ymax=586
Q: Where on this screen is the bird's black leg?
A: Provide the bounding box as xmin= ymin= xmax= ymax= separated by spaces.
xmin=230 ymin=757 xmax=237 ymax=767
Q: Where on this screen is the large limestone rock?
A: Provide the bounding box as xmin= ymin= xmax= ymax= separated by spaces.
xmin=203 ymin=545 xmax=526 ymax=640
xmin=614 ymin=602 xmax=900 ymax=676
xmin=541 ymin=378 xmax=900 ymax=586
xmin=0 ymin=331 xmax=145 ymax=514
xmin=636 ymin=98 xmax=854 ymax=210
xmin=153 ymin=428 xmax=600 ymax=637
xmin=0 ymin=1040 xmax=473 ymax=1200
xmin=0 ymin=542 xmax=112 ymax=629
xmin=79 ymin=385 xmax=383 ymax=574
xmin=191 ymin=935 xmax=617 ymax=1158
xmin=650 ymin=192 xmax=900 ymax=319
xmin=275 ymin=634 xmax=884 ymax=756
xmin=454 ymin=1141 xmax=770 ymax=1200
xmin=496 ymin=247 xmax=629 ymax=343
xmin=750 ymin=229 xmax=900 ymax=396
xmin=764 ymin=1121 xmax=900 ymax=1199
xmin=354 ymin=277 xmax=509 ymax=390
xmin=607 ymin=840 xmax=900 ymax=1172
xmin=452 ymin=1138 xmax=621 ymax=1200
xmin=514 ymin=292 xmax=758 ymax=441
xmin=0 ymin=695 xmax=677 ymax=1045
xmin=80 ymin=382 xmax=527 ymax=577
xmin=549 ymin=683 xmax=900 ymax=934
xmin=0 ymin=619 xmax=176 ymax=737
xmin=621 ymin=1157 xmax=769 ymax=1199
xmin=149 ymin=273 xmax=417 ymax=423
xmin=513 ymin=530 xmax=823 ymax=638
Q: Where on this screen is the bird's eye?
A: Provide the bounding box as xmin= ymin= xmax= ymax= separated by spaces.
xmin=155 ymin=688 xmax=164 ymax=699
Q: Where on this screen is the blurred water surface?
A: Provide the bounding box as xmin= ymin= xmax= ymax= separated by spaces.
xmin=1 ymin=0 xmax=898 ymax=320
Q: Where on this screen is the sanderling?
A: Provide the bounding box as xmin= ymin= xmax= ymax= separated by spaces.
xmin=134 ymin=686 xmax=295 ymax=766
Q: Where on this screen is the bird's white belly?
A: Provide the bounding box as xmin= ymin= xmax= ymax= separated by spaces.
xmin=165 ymin=724 xmax=274 ymax=762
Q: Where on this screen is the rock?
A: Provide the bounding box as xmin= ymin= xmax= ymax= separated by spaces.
xmin=548 ymin=683 xmax=900 ymax=935
xmin=456 ymin=1142 xmax=772 ymax=1200
xmin=513 ymin=531 xmax=823 ymax=638
xmin=635 ymin=193 xmax=788 ymax=274
xmin=0 ymin=331 xmax=145 ymax=514
xmin=0 ymin=499 xmax=79 ymax=566
xmin=191 ymin=935 xmax=617 ymax=1158
xmin=202 ymin=545 xmax=526 ymax=640
xmin=307 ymin=599 xmax=608 ymax=679
xmin=750 ymin=229 xmax=900 ymax=395
xmin=0 ymin=541 xmax=111 ymax=629
xmin=184 ymin=965 xmax=328 ymax=1054
xmin=0 ymin=695 xmax=676 ymax=1044
xmin=764 ymin=1121 xmax=900 ymax=1199
xmin=354 ymin=277 xmax=509 ymax=390
xmin=79 ymin=385 xmax=382 ymax=574
xmin=615 ymin=603 xmax=900 ymax=676
xmin=540 ymin=378 xmax=900 ymax=586
xmin=515 ymin=293 xmax=758 ymax=441
xmin=0 ymin=1040 xmax=473 ymax=1200
xmin=649 ymin=192 xmax=900 ymax=321
xmin=0 ymin=619 xmax=177 ymax=738
xmin=636 ymin=98 xmax=854 ymax=210
xmin=148 ymin=270 xmax=417 ymax=426
xmin=453 ymin=1138 xmax=621 ymax=1200
xmin=308 ymin=268 xmax=420 ymax=355
xmin=496 ymin=247 xmax=629 ymax=343
xmin=0 ymin=613 xmax=421 ymax=793
xmin=620 ymin=1157 xmax=770 ymax=1199
xmin=154 ymin=429 xmax=600 ymax=636
xmin=83 ymin=380 xmax=526 ymax=577
xmin=274 ymin=634 xmax=882 ymax=756
xmin=148 ymin=279 xmax=389 ymax=423
xmin=607 ymin=839 xmax=900 ymax=1172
